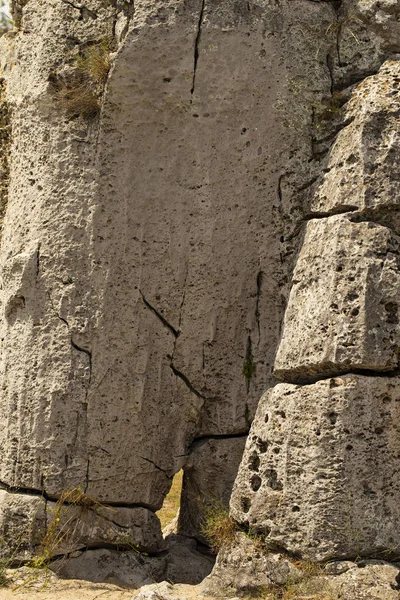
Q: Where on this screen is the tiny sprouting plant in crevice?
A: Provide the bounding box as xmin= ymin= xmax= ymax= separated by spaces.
xmin=51 ymin=37 xmax=115 ymax=120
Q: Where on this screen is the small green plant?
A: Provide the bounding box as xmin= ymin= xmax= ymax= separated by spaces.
xmin=243 ymin=354 xmax=256 ymax=381
xmin=201 ymin=501 xmax=238 ymax=553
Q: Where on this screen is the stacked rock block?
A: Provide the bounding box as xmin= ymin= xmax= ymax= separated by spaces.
xmin=231 ymin=61 xmax=400 ymax=561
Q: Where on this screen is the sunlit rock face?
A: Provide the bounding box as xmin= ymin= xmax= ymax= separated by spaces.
xmin=1 ymin=0 xmax=400 ymax=572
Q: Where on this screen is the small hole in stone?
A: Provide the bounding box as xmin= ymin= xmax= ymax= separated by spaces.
xmin=273 ymin=447 xmax=280 ymax=455
xmin=265 ymin=414 xmax=269 ymax=423
xmin=251 ymin=474 xmax=262 ymax=492
xmin=328 ymin=412 xmax=338 ymax=425
xmin=256 ymin=439 xmax=269 ymax=453
xmin=292 ymin=505 xmax=300 ymax=512
xmin=265 ymin=469 xmax=283 ymax=491
xmin=248 ymin=451 xmax=260 ymax=472
xmin=346 ymin=444 xmax=353 ymax=451
xmin=241 ymin=497 xmax=251 ymax=513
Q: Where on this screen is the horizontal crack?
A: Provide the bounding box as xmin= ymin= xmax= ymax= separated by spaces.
xmin=140 ymin=291 xmax=179 ymax=337
xmin=191 ymin=432 xmax=249 ymax=444
xmin=0 ymin=480 xmax=157 ymax=513
xmin=274 ymin=366 xmax=400 ymax=386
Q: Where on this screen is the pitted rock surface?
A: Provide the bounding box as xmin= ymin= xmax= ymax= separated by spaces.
xmin=231 ymin=376 xmax=400 ymax=561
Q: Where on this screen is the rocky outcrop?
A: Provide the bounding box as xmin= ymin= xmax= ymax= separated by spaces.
xmin=0 ymin=0 xmax=342 ymax=557
xmin=230 ymin=58 xmax=400 ymax=573
xmin=1 ymin=0 xmax=400 ymax=592
xmin=231 ymin=376 xmax=400 ymax=561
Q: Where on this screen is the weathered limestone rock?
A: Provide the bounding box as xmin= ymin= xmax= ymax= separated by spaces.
xmin=0 ymin=0 xmax=339 ymax=554
xmin=51 ymin=548 xmax=167 ymax=588
xmin=178 ymin=436 xmax=246 ymax=544
xmin=0 ymin=488 xmax=164 ymax=559
xmin=201 ymin=532 xmax=301 ymax=596
xmin=274 ymin=215 xmax=400 ymax=382
xmin=0 ymin=490 xmax=46 ymax=561
xmin=231 ymin=376 xmax=400 ymax=561
xmin=51 ymin=535 xmax=214 ymax=587
xmin=330 ymin=561 xmax=400 ymax=600
xmin=311 ymin=61 xmax=400 ymax=228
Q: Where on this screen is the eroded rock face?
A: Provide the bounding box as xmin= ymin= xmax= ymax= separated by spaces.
xmin=1 ymin=0 xmax=400 ymax=578
xmin=228 ymin=56 xmax=400 ymax=575
xmin=231 ymin=376 xmax=400 ymax=561
xmin=0 ymin=488 xmax=164 ymax=559
xmin=274 ymin=215 xmax=400 ymax=382
xmin=178 ymin=436 xmax=247 ymax=544
xmin=0 ymin=0 xmax=341 ymax=555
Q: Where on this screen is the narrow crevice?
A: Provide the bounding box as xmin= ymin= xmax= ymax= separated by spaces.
xmin=314 ymin=114 xmax=355 ymax=146
xmin=71 ymin=339 xmax=92 ymax=386
xmin=191 ymin=432 xmax=249 ymax=445
xmin=84 ymin=457 xmax=90 ymax=493
xmin=190 ymin=0 xmax=206 ymax=99
xmin=326 ymin=53 xmax=335 ymax=95
xmin=303 ymin=205 xmax=358 ymax=220
xmin=140 ymin=290 xmax=179 ymax=338
xmin=140 ymin=456 xmax=172 ymax=478
xmin=170 ymin=363 xmax=211 ymax=400
xmin=61 ymin=0 xmax=98 ymax=19
xmin=178 ymin=269 xmax=188 ymax=332
xmin=255 ymin=271 xmax=263 ymax=343
xmin=35 ymin=244 xmax=41 ymax=281
xmin=274 ymin=366 xmax=400 ymax=387
xmin=333 ymin=68 xmax=382 ymax=93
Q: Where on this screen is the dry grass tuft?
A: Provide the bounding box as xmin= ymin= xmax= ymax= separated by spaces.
xmin=51 ymin=38 xmax=114 ymax=120
xmin=201 ymin=502 xmax=238 ymax=553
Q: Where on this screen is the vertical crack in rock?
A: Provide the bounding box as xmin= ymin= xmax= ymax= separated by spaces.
xmin=190 ymin=0 xmax=206 ymax=99
xmin=326 ymin=53 xmax=335 ymax=94
xmin=255 ymin=270 xmax=263 ymax=345
xmin=71 ymin=339 xmax=93 ymax=387
xmin=140 ymin=290 xmax=179 ymax=338
xmin=0 ymin=78 xmax=11 ymax=229
xmin=178 ymin=268 xmax=188 ymax=333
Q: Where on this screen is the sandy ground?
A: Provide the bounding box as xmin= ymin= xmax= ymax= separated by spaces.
xmin=0 ymin=571 xmax=205 ymax=600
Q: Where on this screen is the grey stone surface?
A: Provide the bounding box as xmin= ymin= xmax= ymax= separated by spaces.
xmin=0 ymin=487 xmax=164 ymax=559
xmin=331 ymin=561 xmax=400 ymax=600
xmin=231 ymin=376 xmax=400 ymax=561
xmin=311 ymin=61 xmax=400 ymax=229
xmin=51 ymin=534 xmax=214 ymax=587
xmin=162 ymin=534 xmax=214 ymax=585
xmin=51 ymin=548 xmax=167 ymax=589
xmin=201 ymin=532 xmax=300 ymax=596
xmin=0 ymin=0 xmax=337 ymax=551
xmin=178 ymin=437 xmax=246 ymax=544
xmin=274 ymin=215 xmax=400 ymax=382
xmin=0 ymin=490 xmax=46 ymax=562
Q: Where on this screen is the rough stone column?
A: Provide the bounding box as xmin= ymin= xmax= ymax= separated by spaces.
xmin=1 ymin=0 xmax=399 ymax=560
xmin=231 ymin=57 xmax=400 ymax=561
